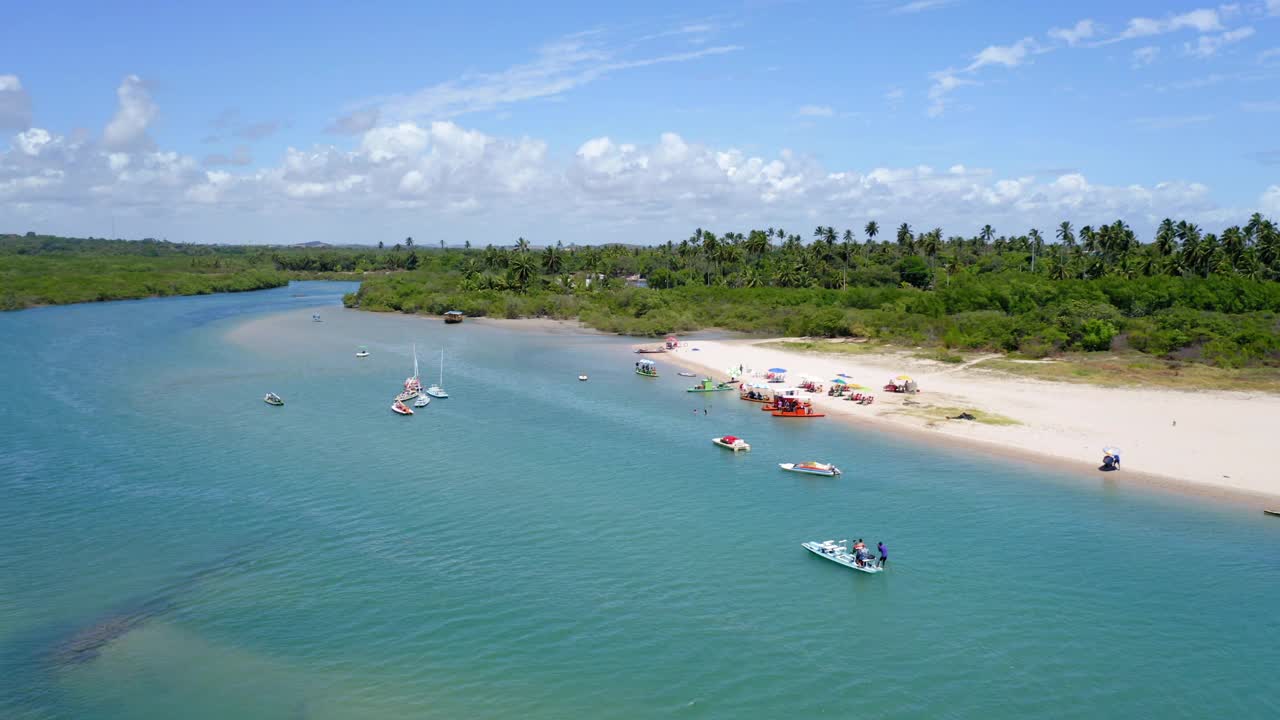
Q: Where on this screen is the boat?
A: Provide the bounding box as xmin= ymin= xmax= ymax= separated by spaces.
xmin=394 ymin=389 xmax=419 ymax=403
xmin=312 ymin=313 xmax=322 ymax=322
xmin=391 ymin=400 xmax=414 ymax=415
xmin=771 ymin=398 xmax=825 ymax=418
xmin=444 ymin=310 xmax=464 ymax=324
xmin=402 ymin=344 xmax=423 ymax=397
xmin=802 ymin=540 xmax=883 ymax=574
xmin=1264 ymin=509 xmax=1280 ymax=517
xmin=578 ymin=374 xmax=589 ymax=381
xmin=356 ymin=346 xmax=370 ymax=358
xmin=263 ymin=392 xmax=284 ymax=406
xmin=677 ymin=371 xmax=697 ymax=378
xmin=712 ymin=435 xmax=750 ymax=452
xmin=780 ymin=462 xmax=842 ymax=477
xmin=740 ymin=383 xmax=772 ymax=403
xmin=686 ymin=377 xmax=735 ymax=393
xmin=635 ymin=346 xmax=666 ymax=354
xmin=413 ymin=392 xmax=430 ymax=408
xmin=425 ymin=349 xmax=449 ymax=398
xmin=635 ymin=359 xmax=658 ymax=377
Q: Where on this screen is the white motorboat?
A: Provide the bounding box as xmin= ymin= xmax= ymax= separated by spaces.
xmin=779 ymin=462 xmax=842 ymax=477
xmin=312 ymin=313 xmax=322 ymax=322
xmin=424 ymin=349 xmax=448 ymax=398
xmin=677 ymin=371 xmax=697 ymax=377
xmin=413 ymin=393 xmax=430 ymax=408
xmin=712 ymin=435 xmax=750 ymax=452
xmin=578 ymin=374 xmax=589 ymax=381
xmin=356 ymin=346 xmax=370 ymax=358
xmin=394 ymin=389 xmax=419 ymax=403
xmin=263 ymin=392 xmax=284 ymax=406
xmin=391 ymin=400 xmax=413 ymax=416
xmin=802 ymin=540 xmax=883 ymax=574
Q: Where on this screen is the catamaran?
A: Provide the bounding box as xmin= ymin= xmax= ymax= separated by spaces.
xmin=779 ymin=462 xmax=842 ymax=477
xmin=802 ymin=540 xmax=882 ymax=574
xmin=425 ymin=349 xmax=448 ymax=398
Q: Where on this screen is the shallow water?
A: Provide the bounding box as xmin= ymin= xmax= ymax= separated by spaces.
xmin=1 ymin=282 xmax=1278 ymax=719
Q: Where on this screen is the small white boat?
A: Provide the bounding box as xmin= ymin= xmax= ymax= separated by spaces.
xmin=413 ymin=393 xmax=430 ymax=408
xmin=677 ymin=371 xmax=697 ymax=377
xmin=391 ymin=400 xmax=413 ymax=415
xmin=356 ymin=346 xmax=370 ymax=358
xmin=578 ymin=374 xmax=589 ymax=381
xmin=712 ymin=435 xmax=750 ymax=452
xmin=802 ymin=540 xmax=883 ymax=574
xmin=394 ymin=389 xmax=419 ymax=403
xmin=263 ymin=392 xmax=284 ymax=406
xmin=312 ymin=314 xmax=322 ymax=322
xmin=425 ymin=349 xmax=449 ymax=398
xmin=780 ymin=462 xmax=842 ymax=477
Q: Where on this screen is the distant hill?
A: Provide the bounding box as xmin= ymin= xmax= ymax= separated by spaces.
xmin=292 ymin=241 xmax=332 ymax=248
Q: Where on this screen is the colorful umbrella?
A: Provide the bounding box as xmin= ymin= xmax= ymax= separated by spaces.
xmin=831 ymin=378 xmax=848 ymax=385
xmin=769 ymin=367 xmax=787 ymax=373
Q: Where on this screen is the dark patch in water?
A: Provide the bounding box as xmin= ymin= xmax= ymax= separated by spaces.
xmin=44 ymin=541 xmax=261 ymax=669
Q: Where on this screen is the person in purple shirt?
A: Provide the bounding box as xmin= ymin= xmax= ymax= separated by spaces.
xmin=877 ymin=541 xmax=887 ymax=568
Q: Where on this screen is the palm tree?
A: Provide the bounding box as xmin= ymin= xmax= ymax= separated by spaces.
xmin=979 ymin=225 xmax=995 ymax=245
xmin=509 ymin=252 xmax=538 ymax=290
xmin=1155 ymin=218 xmax=1176 ymax=257
xmin=1056 ymin=221 xmax=1075 ymax=247
xmin=744 ymin=230 xmax=770 ymax=258
xmin=405 ymin=237 xmax=414 ymax=248
xmin=864 ymin=221 xmax=879 ymax=244
xmin=542 ymin=245 xmax=563 ymax=274
xmin=896 ymin=223 xmax=914 ymax=251
xmin=515 ymin=237 xmax=530 ymax=254
xmin=1028 ymin=228 xmax=1044 ymax=272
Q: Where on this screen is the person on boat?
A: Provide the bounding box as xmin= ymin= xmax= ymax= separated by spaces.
xmin=877 ymin=541 xmax=887 ymax=568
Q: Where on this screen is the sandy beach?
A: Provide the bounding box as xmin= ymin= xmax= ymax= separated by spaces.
xmin=657 ymin=337 xmax=1280 ymax=503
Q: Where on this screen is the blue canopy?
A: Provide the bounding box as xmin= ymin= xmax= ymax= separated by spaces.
xmin=769 ymin=367 xmax=787 ymax=373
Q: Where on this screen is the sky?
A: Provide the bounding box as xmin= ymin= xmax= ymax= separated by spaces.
xmin=2 ymin=0 xmax=1279 ymax=246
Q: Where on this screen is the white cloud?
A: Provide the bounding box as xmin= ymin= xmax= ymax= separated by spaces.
xmin=1115 ymin=8 xmax=1223 ymax=40
xmin=1241 ymin=100 xmax=1280 ymax=111
xmin=370 ymin=36 xmax=740 ymax=122
xmin=1132 ymin=114 xmax=1214 ymax=129
xmin=102 ymin=75 xmax=157 ymax=149
xmin=1048 ymin=20 xmax=1097 ymax=47
xmin=892 ymin=0 xmax=956 ymax=14
xmin=1186 ymin=26 xmax=1255 ymax=57
xmin=1132 ymin=46 xmax=1161 ymax=66
xmin=1260 ymin=47 xmax=1280 ymax=63
xmin=0 ymin=74 xmax=32 ymax=130
xmin=885 ymin=87 xmax=905 ymax=102
xmin=1261 ymin=185 xmax=1280 ymax=214
xmin=796 ymin=104 xmax=834 ymax=117
xmin=1267 ymin=0 xmax=1280 ymax=16
xmin=967 ymin=37 xmax=1038 ymax=70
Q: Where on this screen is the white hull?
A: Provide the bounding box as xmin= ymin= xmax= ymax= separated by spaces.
xmin=356 ymin=352 xmax=369 ymax=358
xmin=425 ymin=386 xmax=448 ymax=398
xmin=413 ymin=394 xmax=430 ymax=407
xmin=395 ymin=390 xmax=418 ymax=403
xmin=779 ymin=463 xmax=841 ymax=477
xmin=712 ymin=437 xmax=750 ymax=452
xmin=802 ymin=541 xmax=883 ymax=574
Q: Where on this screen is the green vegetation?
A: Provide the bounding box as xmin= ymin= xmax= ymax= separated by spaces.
xmin=0 ymin=233 xmax=424 ymax=310
xmin=349 ymin=217 xmax=1280 ymax=370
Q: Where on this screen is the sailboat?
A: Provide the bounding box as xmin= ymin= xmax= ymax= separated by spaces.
xmin=425 ymin=349 xmax=449 ymax=398
xmin=395 ymin=344 xmax=423 ymax=402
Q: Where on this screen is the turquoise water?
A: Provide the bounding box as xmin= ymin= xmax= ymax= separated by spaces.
xmin=2 ymin=282 xmax=1278 ymax=719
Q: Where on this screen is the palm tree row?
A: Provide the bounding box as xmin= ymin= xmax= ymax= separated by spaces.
xmin=451 ymin=214 xmax=1280 ymax=292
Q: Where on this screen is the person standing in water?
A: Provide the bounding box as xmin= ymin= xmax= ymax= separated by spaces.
xmin=877 ymin=541 xmax=887 ymax=568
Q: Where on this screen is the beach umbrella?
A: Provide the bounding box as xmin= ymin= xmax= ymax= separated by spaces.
xmin=831 ymin=378 xmax=848 ymax=385
xmin=1102 ymin=446 xmax=1122 ymax=456
xmin=837 ymin=373 xmax=852 ymax=378
xmin=895 ymin=374 xmax=912 ymax=381
xmin=769 ymin=367 xmax=787 ymax=373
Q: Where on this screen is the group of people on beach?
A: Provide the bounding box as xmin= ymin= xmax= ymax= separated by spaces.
xmin=852 ymin=539 xmax=887 ymax=569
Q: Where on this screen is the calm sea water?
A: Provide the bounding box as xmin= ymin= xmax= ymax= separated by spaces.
xmin=1 ymin=282 xmax=1278 ymax=719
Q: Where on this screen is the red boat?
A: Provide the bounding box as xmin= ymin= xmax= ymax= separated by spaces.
xmin=771 ymin=398 xmax=825 ymax=418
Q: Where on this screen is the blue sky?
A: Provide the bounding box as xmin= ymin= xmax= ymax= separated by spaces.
xmin=2 ymin=0 xmax=1278 ymax=245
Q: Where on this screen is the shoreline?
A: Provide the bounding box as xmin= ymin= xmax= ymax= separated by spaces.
xmin=653 ymin=338 xmax=1280 ymax=508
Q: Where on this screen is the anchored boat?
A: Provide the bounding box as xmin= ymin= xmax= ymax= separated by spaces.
xmin=391 ymin=400 xmax=414 ymax=415
xmin=712 ymin=435 xmax=751 ymax=452
xmin=686 ymin=377 xmax=735 ymax=393
xmin=780 ymin=462 xmax=842 ymax=477
xmin=425 ymin=349 xmax=449 ymax=398
xmin=355 ymin=346 xmax=370 ymax=358
xmin=771 ymin=398 xmax=825 ymax=418
xmin=802 ymin=540 xmax=882 ymax=574
xmin=263 ymin=392 xmax=284 ymax=406
xmin=413 ymin=393 xmax=430 ymax=408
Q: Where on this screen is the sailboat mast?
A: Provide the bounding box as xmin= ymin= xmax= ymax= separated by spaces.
xmin=439 ymin=349 xmax=444 ymax=384
xmin=413 ymin=343 xmax=419 ymax=378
